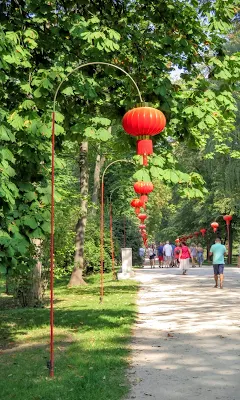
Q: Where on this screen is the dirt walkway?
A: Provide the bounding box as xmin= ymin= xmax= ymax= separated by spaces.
xmin=126 ymin=267 xmax=240 ymax=400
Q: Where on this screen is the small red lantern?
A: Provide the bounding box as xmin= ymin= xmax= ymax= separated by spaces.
xmin=131 ymin=198 xmax=143 ymax=215
xmin=223 ymin=215 xmax=232 ymax=226
xmin=211 ymin=222 xmax=219 ymax=233
xmin=200 ymin=228 xmax=207 ymax=237
xmin=194 ymin=231 xmax=200 ymax=237
xmin=138 ymin=213 xmax=147 ymax=222
xmin=122 ymin=105 xmax=166 ymax=166
xmin=139 ymin=224 xmax=146 ymax=229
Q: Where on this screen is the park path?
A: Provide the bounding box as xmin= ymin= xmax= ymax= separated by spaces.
xmin=125 ymin=266 xmax=240 ymax=400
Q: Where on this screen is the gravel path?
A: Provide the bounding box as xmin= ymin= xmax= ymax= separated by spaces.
xmin=125 ymin=266 xmax=240 ymax=400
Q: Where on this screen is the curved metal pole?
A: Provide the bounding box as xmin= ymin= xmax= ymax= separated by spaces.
xmin=53 ymin=61 xmax=143 ymax=110
xmin=100 ymin=159 xmax=134 ymax=302
xmin=50 ymin=63 xmax=142 ymax=378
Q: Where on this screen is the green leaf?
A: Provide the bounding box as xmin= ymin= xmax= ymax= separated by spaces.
xmin=198 ymin=121 xmax=207 ymax=130
xmin=41 ymin=221 xmax=51 ymax=233
xmin=42 ymin=78 xmax=53 ymax=90
xmin=29 ymin=227 xmax=45 ymax=239
xmin=133 ymin=169 xmax=151 ymax=181
xmin=1 ymin=160 xmax=16 ymax=177
xmin=54 ymin=112 xmax=64 ymax=123
xmin=0 ymin=265 xmax=7 ymax=274
xmin=21 ymin=100 xmax=35 ymax=110
xmin=24 ymin=191 xmax=37 ymax=201
xmin=0 ymin=125 xmax=15 ymax=141
xmin=33 ymin=87 xmax=42 ymax=98
xmin=91 ymin=117 xmax=111 ymax=126
xmin=62 ymin=86 xmax=74 ymax=96
xmin=149 ymin=166 xmax=164 ymax=178
xmin=22 ymin=216 xmax=38 ymax=229
xmin=96 ymin=127 xmax=112 ymax=141
xmin=1 ymin=148 xmax=15 ymax=163
xmin=150 ymin=155 xmax=165 ymax=167
xmin=205 ymin=115 xmax=216 ymax=126
xmin=7 ymin=112 xmax=24 ymax=130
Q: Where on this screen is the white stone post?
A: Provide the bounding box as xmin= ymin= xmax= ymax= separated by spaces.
xmin=117 ymin=248 xmax=134 ymax=280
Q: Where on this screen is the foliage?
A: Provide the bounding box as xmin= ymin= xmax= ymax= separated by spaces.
xmin=1 ymin=0 xmax=240 ymax=288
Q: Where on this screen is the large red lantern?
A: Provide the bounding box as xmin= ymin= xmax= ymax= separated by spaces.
xmin=200 ymin=228 xmax=207 ymax=237
xmin=134 ymin=181 xmax=154 ymax=195
xmin=122 ymin=105 xmax=166 ymax=166
xmin=138 ymin=213 xmax=147 ymax=223
xmin=131 ymin=198 xmax=143 ymax=215
xmin=211 ymin=222 xmax=219 ymax=233
xmin=223 ymin=215 xmax=232 ymax=226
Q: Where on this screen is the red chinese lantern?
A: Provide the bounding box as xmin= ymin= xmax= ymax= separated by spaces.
xmin=131 ymin=198 xmax=143 ymax=215
xmin=211 ymin=222 xmax=219 ymax=233
xmin=200 ymin=228 xmax=207 ymax=237
xmin=223 ymin=215 xmax=232 ymax=226
xmin=139 ymin=224 xmax=146 ymax=229
xmin=122 ymin=105 xmax=166 ymax=166
xmin=134 ymin=181 xmax=154 ymax=195
xmin=138 ymin=213 xmax=147 ymax=222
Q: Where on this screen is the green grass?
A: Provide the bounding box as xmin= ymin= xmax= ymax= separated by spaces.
xmin=0 ymin=274 xmax=138 ymax=400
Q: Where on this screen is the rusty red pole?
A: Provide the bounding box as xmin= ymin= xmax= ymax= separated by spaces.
xmin=100 ymin=179 xmax=104 ymax=302
xmin=109 ymin=202 xmax=116 ymax=280
xmin=50 ymin=112 xmax=55 ymax=378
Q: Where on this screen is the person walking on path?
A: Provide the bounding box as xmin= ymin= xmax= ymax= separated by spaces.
xmin=209 ymin=238 xmax=227 ymax=289
xmin=139 ymin=247 xmax=145 ymax=268
xmin=179 ymin=241 xmax=192 ymax=275
xmin=163 ymin=241 xmax=173 ymax=268
xmin=174 ymin=244 xmax=181 ymax=267
xmin=147 ymin=245 xmax=156 ymax=268
xmin=196 ymin=243 xmax=204 ymax=267
xmin=190 ymin=243 xmax=197 ymax=267
xmin=157 ymin=242 xmax=164 ymax=268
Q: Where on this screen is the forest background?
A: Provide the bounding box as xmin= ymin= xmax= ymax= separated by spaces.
xmin=0 ymin=0 xmax=240 ymax=306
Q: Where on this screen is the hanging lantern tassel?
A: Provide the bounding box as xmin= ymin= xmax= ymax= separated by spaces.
xmin=137 ymin=137 xmax=153 ymax=166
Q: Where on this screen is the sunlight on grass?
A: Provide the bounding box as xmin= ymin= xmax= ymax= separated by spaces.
xmin=0 ymin=274 xmax=138 ymax=400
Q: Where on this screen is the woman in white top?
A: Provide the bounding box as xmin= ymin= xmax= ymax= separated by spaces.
xmin=148 ymin=245 xmax=155 ymax=268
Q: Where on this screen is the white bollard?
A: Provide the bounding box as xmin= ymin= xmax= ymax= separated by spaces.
xmin=117 ymin=248 xmax=135 ymax=280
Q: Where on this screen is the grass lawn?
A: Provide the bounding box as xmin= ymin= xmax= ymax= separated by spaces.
xmin=0 ymin=274 xmax=138 ymax=400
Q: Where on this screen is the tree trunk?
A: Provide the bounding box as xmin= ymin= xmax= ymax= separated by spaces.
xmin=91 ymin=149 xmax=105 ymax=213
xmin=68 ymin=141 xmax=89 ymax=286
xmin=32 ymin=238 xmax=44 ymax=306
